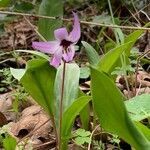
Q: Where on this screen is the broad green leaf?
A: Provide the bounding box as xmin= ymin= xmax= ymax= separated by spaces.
xmin=14 ymin=1 xmax=34 ymax=12
xmin=80 ymin=103 xmax=90 ymax=130
xmin=75 ymin=136 xmax=91 ymax=145
xmin=75 ymin=129 xmax=91 ymax=137
xmin=16 ymin=50 xmax=50 ymax=61
xmin=80 ymin=66 xmax=90 ymax=79
xmin=91 ymin=67 xmax=150 ymax=150
xmin=125 ymin=30 xmax=143 ymax=44
xmin=10 ymin=68 xmax=25 ymax=81
xmin=82 ymin=41 xmax=100 ymax=65
xmin=38 ymin=0 xmax=63 ymax=40
xmin=124 ymin=30 xmax=144 ymax=56
xmin=124 ymin=22 xmax=150 ymax=56
xmin=61 ymin=96 xmax=91 ymax=149
xmin=54 ymin=63 xmax=80 ymax=125
xmin=135 ymin=122 xmax=150 ymax=141
xmin=12 ymin=59 xmax=56 ymax=115
xmin=79 ymin=90 xmax=90 ymax=130
xmin=3 ymin=136 xmax=16 ymax=150
xmin=125 ymin=94 xmax=150 ymax=121
xmin=97 ymin=42 xmax=133 ymax=74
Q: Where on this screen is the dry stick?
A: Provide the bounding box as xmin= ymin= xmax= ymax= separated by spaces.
xmin=23 ymin=16 xmax=46 ymax=42
xmin=122 ymin=3 xmax=150 ymax=25
xmin=134 ymin=49 xmax=150 ymax=95
xmin=58 ymin=61 xmax=66 ymax=149
xmin=0 ymin=10 xmax=150 ymax=31
xmin=87 ymin=125 xmax=100 ymax=150
xmin=140 ymin=10 xmax=150 ymax=21
xmin=136 ymin=82 xmax=142 ymax=96
xmin=34 ymin=140 xmax=56 ymax=149
xmin=127 ymin=8 xmax=141 ymax=25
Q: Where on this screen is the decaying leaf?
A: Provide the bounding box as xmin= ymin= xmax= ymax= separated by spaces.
xmin=0 ymin=17 xmax=38 ymax=51
xmin=0 ymin=111 xmax=7 ymax=126
xmin=0 ymin=92 xmax=16 ymax=122
xmin=11 ymin=105 xmax=53 ymax=144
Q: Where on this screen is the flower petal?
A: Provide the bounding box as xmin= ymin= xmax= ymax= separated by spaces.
xmin=54 ymin=28 xmax=69 ymax=41
xmin=50 ymin=47 xmax=63 ymax=68
xmin=62 ymin=45 xmax=75 ymax=62
xmin=69 ymin=12 xmax=81 ymax=43
xmin=32 ymin=41 xmax=60 ymax=54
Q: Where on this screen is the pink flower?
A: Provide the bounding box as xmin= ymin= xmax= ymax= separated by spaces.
xmin=32 ymin=12 xmax=80 ymax=68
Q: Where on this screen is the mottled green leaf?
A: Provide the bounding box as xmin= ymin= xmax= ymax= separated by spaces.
xmin=125 ymin=94 xmax=150 ymax=121
xmin=82 ymin=41 xmax=100 ymax=65
xmin=54 ymin=63 xmax=80 ymax=125
xmin=91 ymin=67 xmax=150 ymax=150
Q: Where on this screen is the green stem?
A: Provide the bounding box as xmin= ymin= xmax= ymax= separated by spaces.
xmin=121 ymin=54 xmax=131 ymax=99
xmin=108 ymin=0 xmax=130 ymax=98
xmin=58 ymin=61 xmax=66 ymax=149
xmin=107 ymin=0 xmax=119 ymax=44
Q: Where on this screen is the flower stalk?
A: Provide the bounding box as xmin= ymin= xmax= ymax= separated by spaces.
xmin=58 ymin=61 xmax=66 ymax=149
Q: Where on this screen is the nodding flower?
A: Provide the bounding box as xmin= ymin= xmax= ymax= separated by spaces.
xmin=32 ymin=12 xmax=80 ymax=68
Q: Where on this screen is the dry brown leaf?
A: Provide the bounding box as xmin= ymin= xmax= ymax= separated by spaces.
xmin=11 ymin=105 xmax=53 ymax=144
xmin=0 ymin=17 xmax=38 ymax=51
xmin=137 ymin=71 xmax=150 ymax=87
xmin=0 ymin=92 xmax=17 ymax=122
xmin=0 ymin=92 xmax=13 ymax=112
xmin=0 ymin=111 xmax=7 ymax=126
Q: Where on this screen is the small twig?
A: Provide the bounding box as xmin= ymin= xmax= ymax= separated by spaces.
xmin=0 ymin=10 xmax=150 ymax=31
xmin=127 ymin=8 xmax=141 ymax=25
xmin=135 ymin=49 xmax=150 ymax=95
xmin=140 ymin=10 xmax=150 ymax=21
xmin=136 ymin=82 xmax=142 ymax=96
xmin=34 ymin=140 xmax=56 ymax=149
xmin=23 ymin=16 xmax=46 ymax=42
xmin=88 ymin=125 xmax=100 ymax=150
xmin=122 ymin=3 xmax=150 ymax=25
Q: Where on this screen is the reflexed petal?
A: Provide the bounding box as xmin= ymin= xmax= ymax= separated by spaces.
xmin=54 ymin=28 xmax=69 ymax=41
xmin=32 ymin=41 xmax=60 ymax=54
xmin=69 ymin=12 xmax=81 ymax=43
xmin=62 ymin=45 xmax=75 ymax=62
xmin=50 ymin=47 xmax=63 ymax=68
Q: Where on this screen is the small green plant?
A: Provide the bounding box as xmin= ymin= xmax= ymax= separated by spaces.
xmin=93 ymin=140 xmax=105 ymax=150
xmin=0 ymin=68 xmax=17 ymax=92
xmin=110 ymin=134 xmax=121 ymax=149
xmin=11 ymin=87 xmax=28 ymax=114
xmin=72 ymin=128 xmax=91 ymax=145
xmin=111 ymin=65 xmax=135 ymax=76
xmin=0 ymin=125 xmax=16 ymax=150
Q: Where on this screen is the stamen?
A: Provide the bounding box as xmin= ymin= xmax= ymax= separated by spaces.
xmin=60 ymin=39 xmax=72 ymax=50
